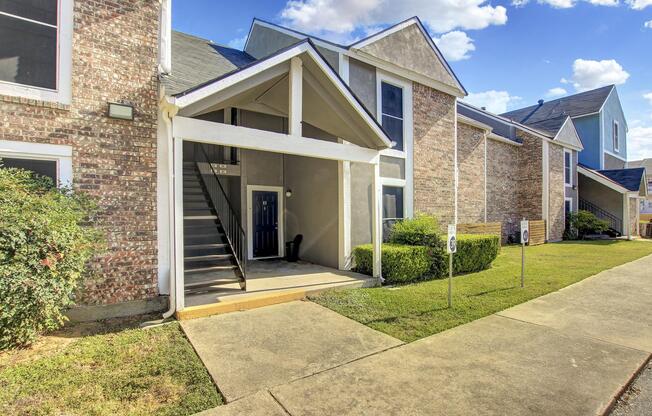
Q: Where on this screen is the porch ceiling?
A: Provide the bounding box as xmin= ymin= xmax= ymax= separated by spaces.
xmin=174 ymin=45 xmax=391 ymax=150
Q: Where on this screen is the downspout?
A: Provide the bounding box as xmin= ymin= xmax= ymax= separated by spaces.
xmin=162 ymin=98 xmax=179 ymax=319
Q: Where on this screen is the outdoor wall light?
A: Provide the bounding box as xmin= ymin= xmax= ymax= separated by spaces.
xmin=286 ymin=189 xmax=293 ymax=197
xmin=108 ymin=102 xmax=134 ymax=120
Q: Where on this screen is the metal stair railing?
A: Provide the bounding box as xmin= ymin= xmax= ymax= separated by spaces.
xmin=194 ymin=143 xmax=246 ymax=289
xmin=578 ymin=198 xmax=622 ymax=233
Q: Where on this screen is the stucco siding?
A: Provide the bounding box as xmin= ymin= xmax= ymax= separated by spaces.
xmin=350 ymin=162 xmax=373 ymax=247
xmin=604 ymin=153 xmax=626 ymax=170
xmin=457 ymin=122 xmax=486 ymax=223
xmin=578 ymin=174 xmax=624 ymax=233
xmin=348 ymin=58 xmax=377 ymax=114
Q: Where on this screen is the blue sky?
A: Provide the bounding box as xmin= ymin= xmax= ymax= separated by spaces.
xmin=173 ymin=0 xmax=652 ymax=160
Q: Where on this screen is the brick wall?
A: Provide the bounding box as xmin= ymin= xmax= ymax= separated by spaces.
xmin=630 ymin=197 xmax=639 ymax=236
xmin=457 ymin=122 xmax=486 ymax=223
xmin=548 ymin=143 xmax=565 ymax=241
xmin=516 ymin=131 xmax=544 ymax=221
xmin=486 ymin=138 xmax=521 ymax=242
xmin=412 ymin=83 xmax=456 ymax=225
xmin=0 ymin=0 xmax=160 ymax=305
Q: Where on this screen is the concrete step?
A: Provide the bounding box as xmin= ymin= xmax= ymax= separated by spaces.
xmin=185 ymin=254 xmax=234 ymax=262
xmin=185 ymin=264 xmax=238 ymax=274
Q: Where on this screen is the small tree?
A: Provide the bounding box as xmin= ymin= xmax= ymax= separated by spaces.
xmin=565 ymin=210 xmax=610 ymax=240
xmin=0 ymin=167 xmax=103 ymax=349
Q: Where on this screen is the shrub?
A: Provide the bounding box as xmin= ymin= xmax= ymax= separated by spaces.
xmin=0 ymin=167 xmax=102 ymax=349
xmin=388 ymin=214 xmax=447 ymax=276
xmin=446 ymin=234 xmax=500 ymax=275
xmin=566 ymin=210 xmax=610 ymax=239
xmin=352 ymin=244 xmax=432 ymax=284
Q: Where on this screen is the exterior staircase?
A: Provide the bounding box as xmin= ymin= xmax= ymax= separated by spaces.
xmin=183 ymin=161 xmax=244 ymax=295
xmin=578 ymin=198 xmax=622 ymax=237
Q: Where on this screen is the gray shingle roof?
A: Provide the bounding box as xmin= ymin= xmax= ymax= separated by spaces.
xmin=523 ymin=115 xmax=569 ymax=137
xmin=161 ymin=31 xmax=256 ymax=96
xmin=501 ymin=85 xmax=614 ymax=125
xmin=598 ymin=167 xmax=645 ymax=192
xmin=457 ymin=101 xmax=520 ymax=143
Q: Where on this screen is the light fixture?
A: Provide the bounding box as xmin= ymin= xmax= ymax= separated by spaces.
xmin=285 ymin=189 xmax=293 ymax=197
xmin=108 ymin=102 xmax=134 ymax=120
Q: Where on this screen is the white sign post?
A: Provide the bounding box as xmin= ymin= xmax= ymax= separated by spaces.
xmin=447 ymin=224 xmax=457 ymax=307
xmin=520 ymin=219 xmax=529 ymax=288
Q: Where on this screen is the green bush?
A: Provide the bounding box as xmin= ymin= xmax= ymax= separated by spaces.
xmin=447 ymin=234 xmax=500 ymax=275
xmin=352 ymin=244 xmax=432 ymax=284
xmin=565 ymin=210 xmax=610 ymax=240
xmin=0 ymin=167 xmax=103 ymax=349
xmin=388 ymin=214 xmax=446 ymax=276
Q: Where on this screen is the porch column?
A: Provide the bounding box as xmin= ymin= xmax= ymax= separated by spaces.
xmin=338 ymin=159 xmax=352 ymax=270
xmin=173 ymin=136 xmax=185 ymax=311
xmin=372 ymin=162 xmax=382 ymax=279
xmin=289 ymin=56 xmax=303 ymax=136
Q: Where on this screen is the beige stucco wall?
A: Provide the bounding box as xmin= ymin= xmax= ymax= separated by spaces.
xmin=348 ymin=58 xmax=376 ymax=114
xmin=578 ymin=174 xmax=624 ymax=233
xmin=457 ymin=122 xmax=486 ymax=223
xmin=357 ymin=24 xmax=459 ymax=92
xmin=604 ymin=153 xmax=627 ymax=170
xmin=350 ymin=162 xmax=374 ymax=247
xmin=413 ymin=82 xmax=456 ymax=225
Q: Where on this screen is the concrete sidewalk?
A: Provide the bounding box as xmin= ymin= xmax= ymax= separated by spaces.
xmin=196 ymin=254 xmax=652 ymax=415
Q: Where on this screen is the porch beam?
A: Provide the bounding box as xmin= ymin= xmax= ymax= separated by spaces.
xmin=372 ymin=162 xmax=382 ymax=280
xmin=173 ymin=136 xmax=185 ymax=311
xmin=172 ymin=116 xmax=380 ymax=164
xmin=289 ymin=57 xmax=303 ymax=136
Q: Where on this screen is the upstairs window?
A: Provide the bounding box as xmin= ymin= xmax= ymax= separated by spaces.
xmin=381 ymin=82 xmax=404 ymax=151
xmin=564 ymin=150 xmax=572 ymax=186
xmin=0 ymin=1 xmax=58 ymax=90
xmin=612 ymin=120 xmax=619 ymax=152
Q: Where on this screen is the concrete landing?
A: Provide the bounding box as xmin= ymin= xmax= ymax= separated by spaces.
xmin=181 ymin=301 xmax=402 ymax=402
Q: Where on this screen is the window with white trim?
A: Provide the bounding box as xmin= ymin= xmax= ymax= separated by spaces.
xmin=0 ymin=0 xmax=72 ymax=103
xmin=612 ymin=120 xmax=619 ymax=152
xmin=380 ymin=82 xmax=404 ymax=151
xmin=564 ymin=149 xmax=572 ymax=186
xmin=0 ymin=139 xmax=72 ymax=187
xmin=382 ymin=185 xmax=404 ymax=239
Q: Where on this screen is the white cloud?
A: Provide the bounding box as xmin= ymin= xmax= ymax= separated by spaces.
xmin=644 ymin=93 xmax=652 ymax=105
xmin=433 ymin=31 xmax=475 ymax=61
xmin=513 ymin=0 xmax=618 ymax=7
xmin=628 ymin=126 xmax=652 ymax=160
xmin=569 ymin=59 xmax=630 ymax=92
xmin=645 ymin=20 xmax=652 ymax=28
xmin=626 ymin=0 xmax=652 ymax=9
xmin=227 ymin=35 xmax=247 ymax=50
xmin=463 ymin=90 xmax=522 ymax=114
xmin=546 ymin=87 xmax=568 ymax=98
xmin=280 ymin=0 xmax=507 ymax=38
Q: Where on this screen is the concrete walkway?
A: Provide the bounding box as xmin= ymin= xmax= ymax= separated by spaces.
xmin=191 ymin=254 xmax=652 ymax=415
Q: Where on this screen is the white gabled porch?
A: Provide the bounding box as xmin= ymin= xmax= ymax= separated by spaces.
xmin=159 ymin=41 xmax=392 ymax=317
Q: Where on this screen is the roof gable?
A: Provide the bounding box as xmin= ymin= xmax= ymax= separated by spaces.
xmin=501 ymin=85 xmax=614 ymax=124
xmin=553 ymin=117 xmax=583 ymax=150
xmin=351 ymin=19 xmax=464 ymax=95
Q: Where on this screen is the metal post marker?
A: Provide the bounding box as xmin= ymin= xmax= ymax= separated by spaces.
xmin=520 ymin=219 xmax=529 ymax=288
xmin=447 ymin=224 xmax=457 ymax=308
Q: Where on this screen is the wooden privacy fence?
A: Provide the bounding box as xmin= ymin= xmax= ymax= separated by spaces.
xmin=528 ymin=220 xmax=546 ymax=246
xmin=457 ymin=222 xmax=502 ymax=240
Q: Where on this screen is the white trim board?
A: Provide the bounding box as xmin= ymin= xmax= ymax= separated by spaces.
xmin=246 ymin=185 xmax=285 ymax=260
xmin=0 ymin=139 xmax=73 ymax=187
xmin=173 ymin=116 xmax=381 ymax=164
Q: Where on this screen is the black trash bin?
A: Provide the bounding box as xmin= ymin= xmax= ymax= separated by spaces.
xmin=285 ymin=234 xmax=303 ymax=262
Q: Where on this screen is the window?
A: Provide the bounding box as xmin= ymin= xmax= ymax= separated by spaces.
xmin=564 ymin=199 xmax=573 ymax=217
xmin=613 ymin=120 xmax=619 ymax=152
xmin=0 ymin=0 xmax=72 ymax=103
xmin=564 ymin=150 xmax=572 ymax=186
xmin=380 ymin=82 xmax=404 ymax=151
xmin=382 ymin=185 xmax=404 ymax=239
xmin=0 ymin=139 xmax=72 ymax=187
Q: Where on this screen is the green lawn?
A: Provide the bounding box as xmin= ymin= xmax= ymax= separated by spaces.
xmin=312 ymin=240 xmax=652 ymax=342
xmin=0 ymin=321 xmax=222 ymax=416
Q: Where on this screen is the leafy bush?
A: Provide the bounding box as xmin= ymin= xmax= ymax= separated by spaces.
xmin=0 ymin=167 xmax=102 ymax=349
xmin=565 ymin=210 xmax=610 ymax=240
xmin=352 ymin=244 xmax=432 ymax=284
xmin=447 ymin=234 xmax=500 ymax=275
xmin=388 ymin=214 xmax=447 ymax=276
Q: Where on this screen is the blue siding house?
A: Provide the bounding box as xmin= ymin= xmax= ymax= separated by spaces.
xmin=503 ymin=85 xmax=646 ymax=238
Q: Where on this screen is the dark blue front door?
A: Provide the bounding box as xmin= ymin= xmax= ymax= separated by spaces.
xmin=252 ymin=190 xmax=278 ymax=258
